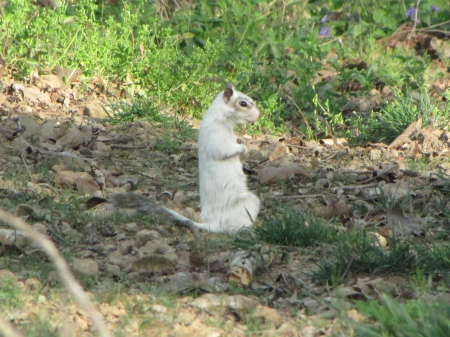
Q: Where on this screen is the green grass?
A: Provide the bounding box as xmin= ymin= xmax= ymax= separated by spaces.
xmin=1 ymin=0 xmax=450 ymax=142
xmin=354 ymin=295 xmax=450 ymax=337
xmin=313 ymin=240 xmax=450 ymax=285
xmin=253 ymin=208 xmax=339 ymax=247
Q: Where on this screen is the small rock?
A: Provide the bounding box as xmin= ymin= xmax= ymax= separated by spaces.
xmin=83 ymin=103 xmax=108 ymax=119
xmin=40 ymin=74 xmax=63 ymax=88
xmin=56 ymin=126 xmax=85 ymax=149
xmin=107 ymin=251 xmax=134 ymax=269
xmin=253 ymin=305 xmax=284 ymax=326
xmin=0 ymin=269 xmax=18 ymax=284
xmin=72 ymin=258 xmax=99 ymax=277
xmin=32 ymin=223 xmax=47 ymax=235
xmin=93 ymin=141 xmax=112 ymax=154
xmin=99 ymin=224 xmax=116 ymax=237
xmin=25 ymin=278 xmax=42 ymax=291
xmin=125 ymin=223 xmax=139 ymax=233
xmin=190 ymin=294 xmax=259 ymax=312
xmin=132 ymin=254 xmax=177 ymax=273
xmin=19 ymin=104 xmax=33 ymax=114
xmin=0 ymin=229 xmax=27 ymax=246
xmin=127 ymin=272 xmax=139 ymax=280
xmin=151 ymin=304 xmax=168 ymax=314
xmin=54 ymin=171 xmax=94 ymax=188
xmin=135 ymin=229 xmax=160 ymax=247
xmin=105 ymin=264 xmax=121 ymax=275
xmin=118 ymin=240 xmax=135 ymax=255
xmin=369 ymin=148 xmax=382 ymax=161
xmin=37 ymin=294 xmax=47 ymax=304
xmin=139 ymin=240 xmax=175 ymax=256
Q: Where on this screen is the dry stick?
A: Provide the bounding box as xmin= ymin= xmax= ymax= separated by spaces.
xmin=325 ymin=120 xmax=338 ymax=147
xmin=0 ymin=209 xmax=112 ymax=337
xmin=338 ymin=256 xmax=355 ymax=283
xmin=285 ymin=143 xmax=308 ymax=149
xmin=418 ymin=19 xmax=450 ymax=30
xmin=411 ymin=0 xmax=421 ymax=34
xmin=286 ymin=95 xmax=310 ymax=128
xmin=0 ymin=315 xmax=24 ymax=337
xmin=249 ymin=157 xmax=269 ymax=170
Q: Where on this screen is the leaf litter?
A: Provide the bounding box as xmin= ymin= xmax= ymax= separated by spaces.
xmin=1 ymin=60 xmax=450 ymax=337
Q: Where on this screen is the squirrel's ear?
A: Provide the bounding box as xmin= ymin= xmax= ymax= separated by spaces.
xmin=223 ymin=83 xmax=234 ymax=103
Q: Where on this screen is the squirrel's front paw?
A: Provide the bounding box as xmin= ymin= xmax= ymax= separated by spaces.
xmin=236 ymin=137 xmax=248 ymax=155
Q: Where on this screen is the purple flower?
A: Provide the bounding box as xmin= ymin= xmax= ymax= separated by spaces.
xmin=321 ymin=15 xmax=329 ymax=23
xmin=406 ymin=7 xmax=420 ymax=24
xmin=430 ymin=5 xmax=439 ymax=12
xmin=406 ymin=7 xmax=416 ymax=18
xmin=319 ymin=26 xmax=331 ymax=38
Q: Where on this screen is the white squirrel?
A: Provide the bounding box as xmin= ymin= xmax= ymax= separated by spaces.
xmin=107 ymin=83 xmax=261 ymax=235
xmin=197 ymin=83 xmax=261 ymax=233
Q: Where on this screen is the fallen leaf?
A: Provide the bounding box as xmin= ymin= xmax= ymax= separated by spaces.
xmin=256 ymin=164 xmax=312 ymax=184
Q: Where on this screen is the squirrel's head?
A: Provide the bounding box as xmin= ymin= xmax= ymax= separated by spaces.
xmin=222 ymin=83 xmax=261 ymax=125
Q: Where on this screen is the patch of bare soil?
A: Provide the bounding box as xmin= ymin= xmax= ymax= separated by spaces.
xmin=1 ymin=76 xmax=450 ymax=336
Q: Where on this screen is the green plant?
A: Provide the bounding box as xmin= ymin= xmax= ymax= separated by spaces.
xmin=313 ymin=237 xmax=419 ymax=284
xmin=373 ymin=89 xmax=445 ymax=142
xmin=1 ymin=0 xmax=449 ymax=143
xmin=354 ymin=295 xmax=450 ymax=337
xmin=253 ymin=209 xmax=338 ymax=247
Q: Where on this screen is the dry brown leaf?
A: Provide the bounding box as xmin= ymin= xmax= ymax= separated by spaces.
xmin=334 ymin=277 xmax=397 ymax=300
xmin=386 ymin=203 xmax=426 ymax=238
xmin=256 ymin=164 xmax=312 ymax=184
xmin=381 ymin=180 xmax=410 ymax=204
xmin=311 ymin=197 xmax=352 ymax=220
xmin=267 ymin=142 xmax=289 ymax=161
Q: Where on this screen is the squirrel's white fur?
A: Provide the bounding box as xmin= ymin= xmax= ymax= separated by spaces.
xmin=196 ymin=83 xmax=261 ymax=233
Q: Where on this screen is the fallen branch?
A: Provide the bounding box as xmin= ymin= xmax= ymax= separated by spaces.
xmin=0 ymin=209 xmax=112 ymax=337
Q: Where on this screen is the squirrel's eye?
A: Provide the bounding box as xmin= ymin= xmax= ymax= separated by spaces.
xmin=239 ymin=101 xmax=248 ymax=107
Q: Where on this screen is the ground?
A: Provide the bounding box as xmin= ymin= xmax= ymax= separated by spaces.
xmin=1 ymin=64 xmax=450 ymax=336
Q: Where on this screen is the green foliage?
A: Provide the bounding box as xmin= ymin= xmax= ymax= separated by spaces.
xmin=1 ymin=0 xmax=449 ymax=140
xmin=355 ymin=296 xmax=450 ymax=337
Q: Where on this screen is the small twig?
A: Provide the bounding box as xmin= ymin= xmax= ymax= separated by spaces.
xmin=249 ymin=157 xmax=269 ymax=170
xmin=320 ymin=34 xmax=346 ymax=46
xmin=0 ymin=315 xmax=24 ymax=337
xmin=139 ymin=172 xmax=157 ymax=179
xmin=34 ymin=183 xmax=59 ymax=193
xmin=344 ymin=171 xmax=374 ymax=176
xmin=285 ymin=143 xmax=308 ymax=149
xmin=411 ymin=0 xmax=421 ymax=34
xmin=285 ymin=95 xmax=310 ymax=128
xmin=325 ymin=120 xmax=338 ymax=146
xmin=0 ymin=209 xmax=112 ymax=337
xmin=110 ymin=144 xmax=147 ymax=149
xmin=288 ymin=273 xmax=310 ymax=289
xmin=338 ymin=256 xmax=355 ymax=282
